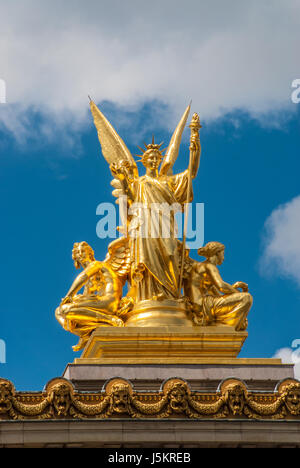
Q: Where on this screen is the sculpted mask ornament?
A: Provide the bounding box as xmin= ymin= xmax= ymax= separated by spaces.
xmin=106 ymin=380 xmax=133 ymax=414
xmin=46 ymin=380 xmax=74 ymax=417
xmin=281 ymin=383 xmax=300 ymax=415
xmin=223 ymin=381 xmax=247 ymax=416
xmin=0 ymin=379 xmax=14 ymax=414
xmin=164 ymin=380 xmax=190 ymax=413
xmin=111 ymin=385 xmax=131 ymax=413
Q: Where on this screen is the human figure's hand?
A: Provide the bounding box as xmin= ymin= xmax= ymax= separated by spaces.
xmin=61 ymin=295 xmax=72 ymax=306
xmin=232 ymin=281 xmax=248 ymax=292
xmin=110 ymin=161 xmax=129 ymax=181
xmin=117 ymin=296 xmax=134 ymax=317
xmin=110 ymin=162 xmax=124 ymax=179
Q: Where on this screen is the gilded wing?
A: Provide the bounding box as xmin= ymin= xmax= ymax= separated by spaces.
xmin=159 ymin=103 xmax=191 ymax=176
xmin=90 ymin=100 xmax=138 ymax=207
xmin=90 ymin=100 xmax=137 ymax=172
xmin=104 ymin=237 xmax=131 ymax=279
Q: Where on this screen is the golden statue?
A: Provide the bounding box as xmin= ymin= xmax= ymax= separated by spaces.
xmin=184 ymin=241 xmax=252 ymax=330
xmin=55 ymin=100 xmax=253 ymax=350
xmin=55 ymin=238 xmax=131 ymax=350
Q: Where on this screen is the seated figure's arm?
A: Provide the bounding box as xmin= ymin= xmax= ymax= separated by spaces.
xmin=206 ymin=264 xmax=238 ymax=295
xmin=61 ymin=262 xmax=101 ymax=304
xmin=61 ymin=271 xmax=88 ymax=303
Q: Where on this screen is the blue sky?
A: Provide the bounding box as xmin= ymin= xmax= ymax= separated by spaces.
xmin=0 ymin=0 xmax=300 ymax=390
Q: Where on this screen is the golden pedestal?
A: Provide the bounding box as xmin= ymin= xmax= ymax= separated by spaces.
xmin=75 ymin=326 xmax=249 ymax=364
xmin=124 ymin=299 xmax=193 ymax=327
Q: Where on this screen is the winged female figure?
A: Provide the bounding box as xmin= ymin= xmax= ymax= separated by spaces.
xmin=89 ymin=101 xmax=201 ymax=308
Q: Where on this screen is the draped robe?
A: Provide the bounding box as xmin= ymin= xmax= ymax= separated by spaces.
xmin=128 ymin=170 xmax=191 ymax=301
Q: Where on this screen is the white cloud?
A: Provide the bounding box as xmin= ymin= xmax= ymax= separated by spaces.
xmin=260 ymin=195 xmax=300 ymax=287
xmin=0 ymin=0 xmax=299 ymax=142
xmin=273 ymin=347 xmax=300 ymax=379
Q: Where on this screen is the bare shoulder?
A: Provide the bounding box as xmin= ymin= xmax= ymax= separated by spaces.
xmin=85 ymin=261 xmax=103 ymax=275
xmin=205 ymin=262 xmax=219 ymax=275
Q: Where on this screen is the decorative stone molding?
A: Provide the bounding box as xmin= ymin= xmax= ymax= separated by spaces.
xmin=1 ymin=376 xmax=300 ymax=421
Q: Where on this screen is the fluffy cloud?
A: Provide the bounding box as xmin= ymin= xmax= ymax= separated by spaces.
xmin=273 ymin=347 xmax=300 ymax=379
xmin=0 ymin=0 xmax=299 ymax=140
xmin=260 ymin=195 xmax=300 ymax=287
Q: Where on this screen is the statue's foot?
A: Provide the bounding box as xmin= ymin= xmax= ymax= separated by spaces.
xmin=237 ymin=317 xmax=248 ymax=331
xmin=72 ymin=336 xmax=89 ymax=352
xmin=156 ymin=293 xmax=165 ymax=301
xmin=116 ymin=297 xmax=134 ymax=318
xmin=112 ymin=316 xmax=124 ymax=327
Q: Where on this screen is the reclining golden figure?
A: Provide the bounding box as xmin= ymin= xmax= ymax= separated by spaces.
xmin=184 ymin=241 xmax=252 ymax=330
xmin=55 ymin=239 xmax=130 ymax=351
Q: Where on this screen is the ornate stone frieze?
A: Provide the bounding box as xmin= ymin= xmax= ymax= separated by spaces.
xmin=1 ymin=376 xmax=300 ymax=421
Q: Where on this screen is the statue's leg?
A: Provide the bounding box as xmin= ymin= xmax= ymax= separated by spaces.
xmin=55 ymin=303 xmax=124 ymax=351
xmin=65 ymin=307 xmax=124 ymax=327
xmin=70 ymin=321 xmax=108 ymax=352
xmin=55 ymin=306 xmax=65 ymax=328
xmin=211 ymin=292 xmax=253 ymax=330
xmin=72 ymin=297 xmax=116 ymax=312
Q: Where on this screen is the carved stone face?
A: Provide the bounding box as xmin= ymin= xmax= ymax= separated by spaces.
xmin=110 ymin=384 xmax=131 ymax=413
xmin=0 ymin=381 xmax=13 ymax=414
xmin=284 ymin=384 xmax=300 ymax=415
xmin=226 ymin=384 xmax=246 ymax=415
xmin=168 ymin=383 xmax=188 ymax=412
xmin=49 ymin=383 xmax=72 ymax=416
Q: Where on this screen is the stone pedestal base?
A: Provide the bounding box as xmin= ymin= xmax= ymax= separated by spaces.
xmin=75 ymin=326 xmax=248 ymax=364
xmin=63 ymin=359 xmax=294 ymax=392
xmin=62 ymin=326 xmax=295 ymax=392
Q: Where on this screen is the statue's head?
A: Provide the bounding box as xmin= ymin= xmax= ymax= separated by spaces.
xmin=137 ymin=139 xmax=164 ymax=171
xmin=0 ymin=379 xmax=14 ymax=414
xmin=198 ymin=241 xmax=225 ymax=265
xmin=72 ymin=242 xmax=95 ymax=268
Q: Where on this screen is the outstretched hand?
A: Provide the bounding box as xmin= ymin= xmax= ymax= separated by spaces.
xmin=110 ymin=162 xmax=124 ymax=179
xmin=110 ymin=160 xmax=131 ymax=180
